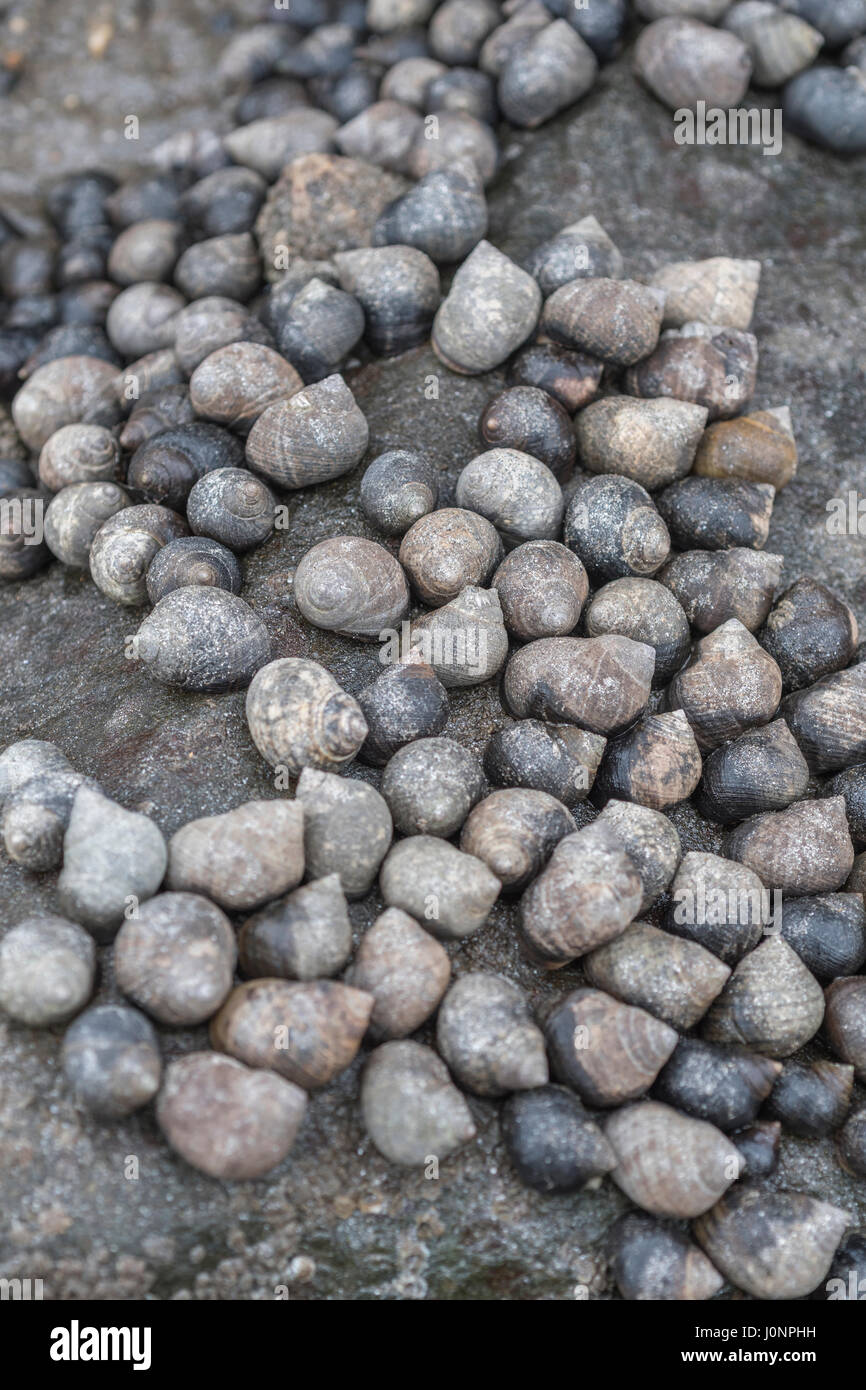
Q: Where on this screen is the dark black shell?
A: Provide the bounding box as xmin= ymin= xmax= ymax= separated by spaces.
xmin=779 ymin=893 xmax=866 ymax=979
xmin=767 ymin=1060 xmax=854 ymax=1139
xmin=127 ymin=423 xmax=245 ymax=511
xmin=480 ymin=386 xmax=575 ymax=480
xmin=656 ymin=476 xmax=775 ymax=552
xmin=696 ymin=718 xmax=810 ymax=825
xmin=759 ymin=577 xmax=857 ymax=692
xmin=501 ymin=1085 xmax=615 ymax=1193
xmin=357 ymin=660 xmax=450 ymax=766
xmin=146 ymin=535 xmax=243 ymax=604
xmin=653 ymin=1037 xmax=779 ymax=1132
xmin=180 ymin=167 xmax=267 ymax=238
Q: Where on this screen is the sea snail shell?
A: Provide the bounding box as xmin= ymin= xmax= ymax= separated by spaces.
xmin=136 ymin=587 xmax=271 ymax=692
xmin=432 ymin=239 xmax=541 ymax=375
xmin=145 ymin=535 xmax=242 ymax=604
xmin=245 ymin=657 xmax=368 ymax=776
xmin=293 ymin=536 xmax=410 ymax=639
xmin=503 ymin=633 xmax=655 ymax=735
xmin=186 ymin=467 xmax=278 ymax=554
xmin=245 ymin=374 xmax=369 ymax=490
xmin=89 ymin=502 xmax=189 ymax=605
xmin=545 ymin=986 xmax=678 ymax=1107
xmin=43 ymin=481 xmax=131 ymax=569
xmin=603 ymin=1100 xmax=740 ymax=1219
xmin=460 ymin=788 xmax=575 ymax=892
xmin=436 ymin=972 xmax=548 ymax=1097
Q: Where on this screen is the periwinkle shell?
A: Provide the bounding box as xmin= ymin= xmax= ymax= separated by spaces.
xmin=58 ymin=785 xmax=168 ymax=942
xmin=0 ymin=915 xmax=95 ymax=1026
xmin=114 ymin=891 xmax=237 ymax=1026
xmin=361 ymin=1040 xmax=476 ymax=1167
xmin=498 ymin=20 xmax=598 ymax=128
xmin=239 ymin=873 xmax=352 ymax=983
xmin=168 ymin=800 xmax=305 ymax=912
xmin=436 ymin=973 xmax=549 ymax=1097
xmin=492 ymin=540 xmax=588 ymax=641
xmin=455 ymin=448 xmax=564 ymax=545
xmin=62 ymin=1004 xmax=162 ymax=1119
xmin=296 ymin=767 xmax=393 ymax=898
xmin=432 ymin=240 xmax=541 ymax=375
xmin=246 ymin=657 xmax=368 ymax=775
xmin=186 ymin=467 xmax=277 ymax=553
xmin=43 ymin=481 xmax=131 ymax=569
xmin=189 ymin=342 xmax=302 ymax=433
xmin=89 ymin=501 xmax=189 ymax=605
xmin=145 ymin=534 xmax=242 ymax=604
xmin=245 ymin=374 xmax=369 ymax=489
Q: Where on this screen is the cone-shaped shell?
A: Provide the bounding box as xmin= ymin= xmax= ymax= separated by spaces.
xmin=726 ymin=796 xmax=855 ymax=896
xmin=659 ymin=547 xmax=783 ymax=633
xmin=189 ymin=342 xmax=302 ymax=433
xmin=239 ymin=874 xmax=352 ymax=983
xmin=296 ymin=768 xmax=393 ymax=898
xmin=502 ymin=1085 xmax=616 ymax=1194
xmin=136 ymin=588 xmax=271 ymax=692
xmin=498 ymin=20 xmax=598 ymax=128
xmin=504 ymin=634 xmax=655 ymax=734
xmin=694 ymin=1185 xmax=850 ymax=1301
xmin=595 ymin=799 xmax=682 ymax=912
xmin=210 ymin=978 xmax=374 ymax=1089
xmin=584 ymin=577 xmax=691 ymax=686
xmin=654 ymin=1037 xmax=782 ymax=1132
xmin=492 ymin=541 xmax=588 ymax=641
xmin=333 ymin=245 xmax=440 ymax=356
xmin=410 ymin=584 xmax=509 ymax=687
xmin=825 ymin=976 xmax=866 ymax=1083
xmin=114 ymin=891 xmax=236 ymax=1026
xmin=460 ymin=788 xmax=575 ymax=892
xmin=436 ymin=973 xmax=548 ymax=1097
xmin=168 ymin=800 xmax=304 ymax=911
xmin=665 ymin=850 xmax=769 ymax=963
xmin=58 ymin=785 xmax=168 ymax=942
xmin=432 ymin=240 xmax=541 ymax=375
xmin=634 ymin=17 xmax=752 ymax=110
xmin=483 ymin=720 xmax=606 ymax=808
xmin=604 ymin=1101 xmax=740 ymax=1218
xmin=361 ymin=1040 xmax=476 ymax=1167
xmin=575 ymin=395 xmax=707 ymax=491
xmin=455 ymin=447 xmax=564 ymax=545
xmin=246 ymin=658 xmax=368 ymax=775
xmin=702 ymin=935 xmax=825 ymax=1057
xmin=245 ymin=374 xmax=369 ymax=489
xmin=585 ymin=922 xmax=730 ymax=1029
xmin=759 ymin=576 xmax=857 ymax=691
xmin=347 ymin=906 xmax=450 ymax=1039
xmin=697 ymin=718 xmax=810 ymax=824
xmin=624 ymin=323 xmax=758 ymax=421
xmin=519 ymin=821 xmax=643 ymax=965
xmin=650 ymin=256 xmax=761 ymax=330
xmin=545 ymin=986 xmax=679 ymax=1107
xmin=593 ymin=709 xmax=703 ymax=811
xmin=669 ymin=618 xmax=782 ymax=751
xmin=610 ymin=1212 xmax=726 ymax=1302
xmin=542 ymin=279 xmax=665 ymax=367
xmin=157 ymin=1052 xmax=307 ymax=1181
xmin=399 ymin=508 xmax=502 ymax=607
xmin=379 ymin=834 xmax=500 ymax=940
xmin=693 ymin=406 xmax=797 ymax=488
xmin=44 ymin=481 xmax=131 ymax=569
xmin=781 ymin=664 xmax=866 ymax=774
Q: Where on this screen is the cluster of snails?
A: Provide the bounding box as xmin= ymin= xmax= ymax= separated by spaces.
xmin=1 ymin=0 xmax=865 ymax=1305
xmin=632 ymin=0 xmax=866 ymax=155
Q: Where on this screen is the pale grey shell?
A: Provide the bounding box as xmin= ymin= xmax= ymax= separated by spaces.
xmin=293 ymin=535 xmax=410 ymax=638
xmin=479 ymin=0 xmax=551 ymax=76
xmin=650 ymin=256 xmax=761 ymax=330
xmin=106 ymin=281 xmax=186 ymax=358
xmin=58 ymin=784 xmax=168 ymax=942
xmin=545 ymin=987 xmax=679 ymax=1107
xmin=492 ymin=541 xmax=588 ymax=641
xmin=381 ymin=737 xmax=484 ymax=838
xmin=89 ymin=502 xmax=189 ymax=605
xmin=694 ymin=1186 xmax=850 ymax=1301
xmin=2 ymin=768 xmax=86 ymax=872
xmin=107 ymin=217 xmax=184 ymax=285
xmin=668 ymin=617 xmax=783 ymax=751
xmin=38 ymin=423 xmax=121 ymax=492
xmin=436 ymin=973 xmax=549 ymax=1097
xmin=460 ymin=788 xmax=575 ymax=892
xmin=406 ymin=110 xmax=499 ymax=185
xmin=223 ymin=111 xmax=337 ymax=181
xmin=379 ymin=834 xmax=501 ymax=940
xmin=604 ymin=1101 xmax=739 ymax=1219
xmin=245 ymin=373 xmax=369 ymax=489
xmin=723 ymin=3 xmax=824 ymax=86
xmin=296 ymin=768 xmax=393 ymax=898
xmin=519 ymin=821 xmax=643 ymax=965
xmin=245 ymin=657 xmax=369 ymax=775
xmin=432 ymin=240 xmax=541 ymax=375
xmin=12 ymin=355 xmax=122 ymax=451
xmin=594 ymin=799 xmax=682 ymax=913
xmin=0 ymin=739 xmax=72 ymax=808
xmin=0 ymin=915 xmax=95 ymax=1026
xmin=333 ymin=245 xmax=441 ymax=356
xmin=575 ymin=395 xmax=708 ymax=491
xmin=186 ymin=467 xmax=277 ymax=553
xmin=455 ymin=448 xmax=564 ymax=545
xmin=62 ymin=1004 xmax=162 ymax=1119
xmin=189 ymin=342 xmax=302 ymax=433
xmin=634 ymin=16 xmax=753 ymax=110
xmin=114 ymin=891 xmax=237 ymax=1026
xmin=702 ymin=935 xmax=826 ymax=1057
xmin=410 ymin=584 xmax=509 ymax=687
xmin=346 ymin=906 xmax=450 ymax=1040
xmin=167 ymin=800 xmax=305 ymax=912
xmin=399 ymin=507 xmax=502 ymax=607
xmin=157 ymin=1051 xmax=306 ymax=1180
xmin=498 ymin=20 xmax=598 ymax=128
xmin=334 ymin=100 xmax=423 ymax=175
xmin=43 ymin=481 xmax=131 ymax=569
xmin=360 ymin=449 xmax=439 ymax=536
xmin=503 ymin=633 xmax=655 ymax=734
xmin=585 ymin=921 xmax=731 ymax=1030
xmin=361 ymin=1040 xmax=476 ymax=1167
xmin=239 ymin=873 xmax=352 ymax=982
xmin=136 ymin=587 xmax=271 ymax=692
xmin=173 ymin=295 xmax=275 ymax=375
xmin=379 ymin=55 xmax=447 ymax=106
